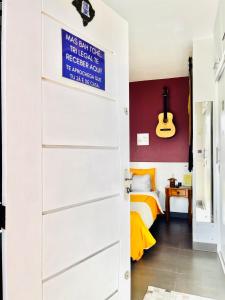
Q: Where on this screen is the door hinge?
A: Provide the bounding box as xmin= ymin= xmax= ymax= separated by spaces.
xmin=222 ymin=100 xmax=225 ymax=111
xmin=0 ymin=204 xmax=6 ymax=230
xmin=216 ymin=146 xmax=220 ymax=164
xmin=222 ymin=32 xmax=225 ymax=41
xmin=124 ymin=107 xmax=129 ymax=115
xmin=124 ymin=270 xmax=130 ymax=280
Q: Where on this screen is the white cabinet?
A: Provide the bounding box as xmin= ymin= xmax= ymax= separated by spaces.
xmin=213 ymin=0 xmax=225 ymax=270
xmin=213 ymin=0 xmax=225 ymax=79
xmin=221 ymin=0 xmax=225 ymax=53
xmin=217 ymin=69 xmax=225 ymax=266
xmin=214 ymin=4 xmax=223 ymax=71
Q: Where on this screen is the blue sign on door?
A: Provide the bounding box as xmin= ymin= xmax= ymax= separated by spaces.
xmin=62 ymin=29 xmax=105 ymax=91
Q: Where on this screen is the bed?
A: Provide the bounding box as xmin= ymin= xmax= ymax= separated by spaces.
xmin=130 ymin=169 xmax=163 ymax=261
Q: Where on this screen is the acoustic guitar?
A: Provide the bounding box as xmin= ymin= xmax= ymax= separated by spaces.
xmin=156 ymin=87 xmax=176 ymax=138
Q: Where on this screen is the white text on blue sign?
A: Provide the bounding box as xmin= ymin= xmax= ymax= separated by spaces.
xmin=62 ymin=29 xmax=105 ymax=90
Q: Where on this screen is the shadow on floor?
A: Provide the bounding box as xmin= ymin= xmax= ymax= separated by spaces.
xmin=131 ymin=216 xmax=225 ymax=300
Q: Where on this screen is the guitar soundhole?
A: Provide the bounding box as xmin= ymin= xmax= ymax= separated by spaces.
xmin=160 ymin=129 xmax=172 ymax=131
xmin=163 ymin=118 xmax=168 ymax=124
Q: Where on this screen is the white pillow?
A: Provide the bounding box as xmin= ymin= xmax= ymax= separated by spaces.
xmin=132 ymin=174 xmax=151 ymax=192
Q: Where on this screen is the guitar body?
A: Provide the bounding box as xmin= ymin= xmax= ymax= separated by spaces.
xmin=156 ymin=112 xmax=176 ymax=138
xmin=156 ymin=87 xmax=176 ymax=138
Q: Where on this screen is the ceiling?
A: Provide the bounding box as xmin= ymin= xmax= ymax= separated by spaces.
xmin=103 ymin=0 xmax=219 ymax=82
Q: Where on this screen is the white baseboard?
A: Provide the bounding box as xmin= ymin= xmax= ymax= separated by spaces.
xmin=218 ymin=250 xmax=225 ymax=274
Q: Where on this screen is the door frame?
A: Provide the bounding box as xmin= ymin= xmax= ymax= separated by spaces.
xmin=2 ymin=0 xmax=48 ymax=299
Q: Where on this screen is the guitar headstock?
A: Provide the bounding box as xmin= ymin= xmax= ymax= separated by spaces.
xmin=163 ymin=86 xmax=169 ymax=97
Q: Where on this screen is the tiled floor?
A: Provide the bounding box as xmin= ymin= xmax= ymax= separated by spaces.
xmin=131 ymin=217 xmax=225 ymax=300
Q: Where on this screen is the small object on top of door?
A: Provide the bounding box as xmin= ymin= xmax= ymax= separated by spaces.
xmin=168 ymin=177 xmax=177 ymax=188
xmin=72 ymin=0 xmax=95 ymax=27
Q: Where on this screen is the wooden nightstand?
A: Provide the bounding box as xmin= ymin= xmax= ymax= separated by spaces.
xmin=165 ymin=186 xmax=192 ymax=224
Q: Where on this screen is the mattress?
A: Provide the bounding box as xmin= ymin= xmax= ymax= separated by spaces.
xmin=130 ymin=192 xmax=163 ymax=229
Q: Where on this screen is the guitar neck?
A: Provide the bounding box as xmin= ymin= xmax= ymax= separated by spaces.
xmin=163 ymin=92 xmax=168 ymax=121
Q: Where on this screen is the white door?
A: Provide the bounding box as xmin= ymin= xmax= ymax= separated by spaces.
xmin=1 ymin=1 xmax=130 ymax=299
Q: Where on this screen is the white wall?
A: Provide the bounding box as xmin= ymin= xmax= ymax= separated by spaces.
xmin=193 ymin=37 xmax=215 ymax=103
xmin=130 ymin=162 xmax=190 ymax=213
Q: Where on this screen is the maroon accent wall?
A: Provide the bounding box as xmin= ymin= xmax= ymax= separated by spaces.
xmin=130 ymin=77 xmax=189 ymax=162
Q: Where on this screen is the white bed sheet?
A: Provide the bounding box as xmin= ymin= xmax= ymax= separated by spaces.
xmin=130 ymin=192 xmax=163 ymax=229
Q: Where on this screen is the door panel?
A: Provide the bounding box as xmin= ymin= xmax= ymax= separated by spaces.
xmin=43 ymin=148 xmax=120 ymax=211
xmin=43 ymin=197 xmax=119 ymax=278
xmin=43 ymin=80 xmax=118 ymax=147
xmin=43 ymin=244 xmax=119 ymax=300
xmin=41 ymin=1 xmax=129 ymax=299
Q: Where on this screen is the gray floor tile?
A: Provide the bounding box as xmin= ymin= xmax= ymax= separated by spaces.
xmin=132 ymin=269 xmax=176 ymax=300
xmin=131 ymin=217 xmax=225 ymax=300
xmin=176 ymin=249 xmax=224 ymax=276
xmin=141 ymin=246 xmax=179 ymax=273
xmin=174 ymin=272 xmax=225 ymax=300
